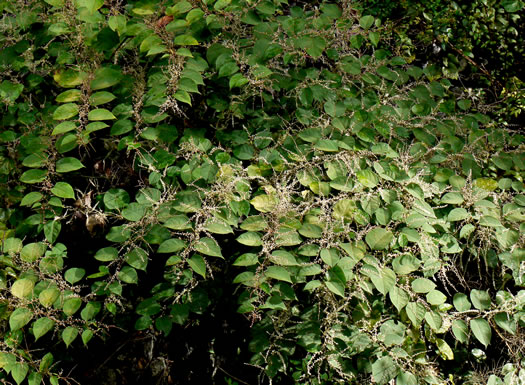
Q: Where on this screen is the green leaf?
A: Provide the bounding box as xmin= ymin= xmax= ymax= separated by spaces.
xmin=229 ymin=73 xmax=249 ymax=88
xmin=21 ymin=242 xmax=46 ymax=262
xmin=158 ymin=238 xmax=186 ymax=253
xmin=320 ymin=248 xmax=340 ymax=267
xmin=20 ymin=169 xmax=47 ymax=184
xmin=88 ymin=108 xmax=116 ymax=120
xmin=304 ymin=36 xmax=326 ymax=58
xmin=426 ymin=289 xmax=447 ymax=305
xmin=39 ymin=287 xmax=60 ymax=307
xmin=174 ymin=34 xmax=199 ymax=45
xmin=218 ymin=62 xmax=239 ymax=79
xmin=21 ymin=191 xmax=44 ymax=206
xmin=359 ymin=15 xmax=374 ymax=29
xmin=502 ymin=0 xmax=524 ymax=12
xmin=448 ymin=208 xmax=469 ymax=221
xmin=53 ymin=103 xmax=79 ymax=120
xmin=357 ymin=169 xmax=379 ymax=188
xmin=55 ymin=133 xmax=78 ymax=153
xmin=265 ymin=266 xmax=292 ymax=283
xmin=125 ymin=248 xmax=148 ymax=271
xmin=106 ymin=225 xmax=131 ymax=242
xmin=425 ymin=310 xmax=442 ymax=330
xmin=441 ymin=192 xmax=464 ymax=204
xmin=135 ymin=315 xmax=152 ymax=330
xmin=51 ymin=182 xmax=75 ymax=199
xmin=3 ymin=238 xmax=23 ymax=254
xmin=9 ymin=308 xmax=33 ymax=331
xmin=369 ymin=31 xmax=380 ymax=47
xmin=174 ymin=90 xmax=192 ymax=105
xmin=81 ymin=302 xmax=101 ymax=321
xmin=87 ymin=121 xmax=110 ymax=133
xmin=28 ymin=372 xmax=44 ymax=385
xmin=453 ymin=293 xmax=472 ymax=311
xmin=236 ymin=232 xmax=262 ymax=246
xmin=104 ymin=188 xmax=130 ymax=210
xmin=81 ymin=0 xmax=103 ymax=13
xmin=411 ymin=278 xmax=436 ymax=293
xmin=56 ymin=89 xmax=81 ymax=103
xmin=252 ymin=65 xmax=272 ymax=79
xmin=365 ymin=228 xmax=393 ymax=250
xmin=11 ymin=278 xmax=35 ymax=299
xmin=326 ymin=280 xmax=345 ymax=297
xmin=457 ymin=99 xmax=471 ymax=111
xmin=269 ymin=250 xmax=299 ymax=266
xmin=470 ymin=318 xmax=491 ymax=347
xmin=140 ymin=34 xmax=164 ymax=53
xmin=436 ymin=338 xmax=454 ymax=360
xmin=54 ymin=69 xmax=87 ymax=88
xmin=186 ymin=8 xmax=204 ymax=23
xmin=298 ymin=127 xmax=320 ymax=142
xmin=22 ymin=154 xmax=46 ymax=169
xmin=33 ymin=317 xmax=55 ymax=341
xmin=122 ymin=202 xmax=146 ymax=222
xmin=372 ymin=356 xmax=398 ymax=384
xmin=91 ymin=67 xmax=122 ymax=90
xmin=63 ymin=298 xmax=82 ymax=316
xmin=452 ymin=319 xmax=468 ymax=343
xmin=332 ymin=199 xmax=356 ymax=221
xmin=62 ymin=326 xmax=79 ymax=348
xmin=369 ymin=267 xmax=396 ymax=295
xmin=377 ymin=66 xmax=398 ymax=81
xmin=493 ymin=312 xmax=516 ymax=334
xmin=56 ymin=157 xmax=85 ymax=173
xmin=188 ymin=255 xmax=206 ymax=278
xmin=411 ymin=103 xmax=431 ymax=116
xmin=392 ymin=254 xmax=420 ymax=275
xmin=118 ymin=266 xmax=138 ymax=284
xmin=396 ymin=372 xmax=418 ymax=385
xmin=11 ymin=362 xmax=29 ymax=385
xmin=298 ymin=223 xmax=323 ymax=238
xmin=111 ymin=119 xmax=133 ymax=135
xmin=389 ymin=286 xmax=409 ymax=312
xmin=315 ymin=139 xmax=339 ymax=152
xmin=90 ymin=91 xmax=116 ymax=106
xmin=0 ymin=80 xmax=24 ymax=103
xmin=204 ymin=219 xmax=233 ymax=234
xmin=95 ymin=247 xmax=118 ymax=262
xmin=413 ymin=199 xmax=436 ymax=218
xmin=65 ymin=268 xmax=86 ymax=284
xmin=194 ymin=237 xmax=222 ymax=258
xmin=163 ymin=215 xmax=193 ymax=230
xmin=233 ymin=253 xmax=258 ymax=266
xmin=405 ymin=302 xmax=426 ymax=326
xmin=44 ymin=220 xmax=61 ymax=243
xmin=82 ymin=329 xmax=94 ymax=345
xmin=470 ymin=289 xmax=491 ymax=310
xmin=479 ymin=215 xmax=502 ymax=227
xmin=39 ymin=352 xmax=54 ymax=373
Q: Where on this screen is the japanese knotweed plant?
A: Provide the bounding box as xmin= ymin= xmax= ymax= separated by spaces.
xmin=0 ymin=0 xmax=524 ymax=384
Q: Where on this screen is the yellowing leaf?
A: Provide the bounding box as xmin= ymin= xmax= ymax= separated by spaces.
xmin=174 ymin=34 xmax=199 ymax=45
xmin=53 ymin=103 xmax=79 ymax=120
xmin=88 ymin=109 xmax=116 ymax=121
xmin=250 ymin=194 xmax=279 ymax=213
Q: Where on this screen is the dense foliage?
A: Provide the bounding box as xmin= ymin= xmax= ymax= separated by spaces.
xmin=359 ymin=0 xmax=525 ymax=120
xmin=1 ymin=0 xmax=524 ymax=384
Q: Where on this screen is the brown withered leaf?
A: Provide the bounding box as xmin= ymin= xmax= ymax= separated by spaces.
xmin=156 ymin=15 xmax=173 ymax=29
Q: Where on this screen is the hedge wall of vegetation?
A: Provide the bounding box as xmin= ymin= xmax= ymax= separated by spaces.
xmin=1 ymin=0 xmax=524 ymax=384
